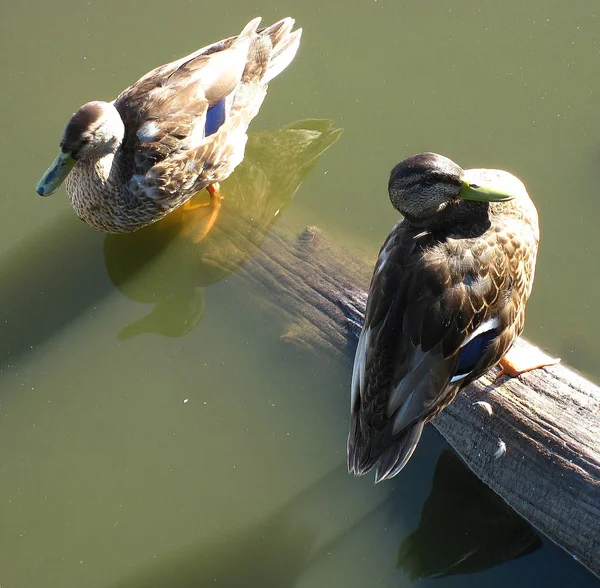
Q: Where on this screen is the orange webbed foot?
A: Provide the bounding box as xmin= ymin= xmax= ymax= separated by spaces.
xmin=181 ymin=183 xmax=223 ymax=243
xmin=497 ymin=345 xmax=561 ymax=378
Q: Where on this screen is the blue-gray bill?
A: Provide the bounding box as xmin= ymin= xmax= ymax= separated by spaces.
xmin=36 ymin=150 xmax=76 ymax=196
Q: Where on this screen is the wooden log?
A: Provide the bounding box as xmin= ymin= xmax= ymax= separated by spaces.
xmin=229 ymin=224 xmax=600 ymax=578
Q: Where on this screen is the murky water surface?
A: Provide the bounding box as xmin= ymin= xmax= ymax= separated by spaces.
xmin=1 ymin=1 xmax=599 ymax=586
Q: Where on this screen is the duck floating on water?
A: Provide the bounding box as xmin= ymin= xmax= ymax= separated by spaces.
xmin=36 ymin=18 xmax=302 ymax=238
xmin=348 ymin=152 xmax=558 ymax=482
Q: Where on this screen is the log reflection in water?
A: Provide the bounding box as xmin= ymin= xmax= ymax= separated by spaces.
xmin=103 ymin=119 xmax=342 ymax=338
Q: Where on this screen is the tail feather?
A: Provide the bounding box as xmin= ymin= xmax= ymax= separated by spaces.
xmin=228 ymin=17 xmax=300 ymax=126
xmin=237 ymin=16 xmax=262 ymax=40
xmin=265 ymin=29 xmax=302 ymax=83
xmin=374 ymin=421 xmax=424 ymax=483
xmin=346 ymin=411 xmax=381 ymax=476
xmin=347 ymin=414 xmax=425 ymax=482
xmin=259 ymin=18 xmax=302 ymax=83
xmin=260 ymin=17 xmax=295 ymax=46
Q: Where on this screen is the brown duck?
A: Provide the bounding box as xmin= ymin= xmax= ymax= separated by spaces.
xmin=36 ymin=18 xmax=301 ymax=238
xmin=348 ymin=152 xmax=558 ymax=482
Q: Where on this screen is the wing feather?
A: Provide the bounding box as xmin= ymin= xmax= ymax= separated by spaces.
xmin=348 ymin=220 xmax=532 ymax=478
xmin=112 ymin=19 xmax=261 ymax=192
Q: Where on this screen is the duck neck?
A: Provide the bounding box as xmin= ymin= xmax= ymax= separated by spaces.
xmin=65 ymin=147 xmax=128 ymax=231
xmin=91 ymin=150 xmax=120 ymax=184
xmin=404 ymin=200 xmax=492 ymax=238
xmin=70 ymin=146 xmax=125 ymax=189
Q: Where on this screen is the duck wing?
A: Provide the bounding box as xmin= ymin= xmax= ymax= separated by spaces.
xmin=112 ymin=18 xmax=260 ymax=186
xmin=114 ymin=18 xmax=300 ymax=214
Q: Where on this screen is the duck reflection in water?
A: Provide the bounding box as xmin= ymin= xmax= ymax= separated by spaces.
xmin=397 ymin=450 xmax=542 ymax=579
xmin=103 ymin=120 xmax=342 ymax=339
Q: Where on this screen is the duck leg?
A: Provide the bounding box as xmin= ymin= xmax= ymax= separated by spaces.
xmin=182 ymin=183 xmax=223 ymax=242
xmin=497 ymin=345 xmax=561 ymax=378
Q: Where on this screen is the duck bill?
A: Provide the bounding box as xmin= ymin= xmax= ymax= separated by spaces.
xmin=459 ymin=173 xmax=515 ymax=202
xmin=36 ymin=151 xmax=76 ymax=196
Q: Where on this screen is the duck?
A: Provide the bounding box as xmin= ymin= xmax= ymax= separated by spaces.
xmin=348 ymin=152 xmax=558 ymax=483
xmin=36 ymin=17 xmax=302 ymax=237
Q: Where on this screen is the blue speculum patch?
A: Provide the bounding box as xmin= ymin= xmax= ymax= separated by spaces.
xmin=454 ymin=328 xmax=498 ymax=378
xmin=205 ymin=99 xmax=226 ymax=136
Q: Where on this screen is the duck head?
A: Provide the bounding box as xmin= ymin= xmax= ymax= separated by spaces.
xmin=36 ymin=101 xmax=125 ymax=196
xmin=388 ymin=152 xmax=519 ymax=224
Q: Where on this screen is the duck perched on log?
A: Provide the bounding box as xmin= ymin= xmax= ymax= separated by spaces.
xmin=36 ymin=18 xmax=301 ymax=238
xmin=348 ymin=152 xmax=558 ymax=483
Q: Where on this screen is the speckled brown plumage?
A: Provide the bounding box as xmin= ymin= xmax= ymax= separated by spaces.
xmin=40 ymin=18 xmax=302 ymax=233
xmin=348 ymin=154 xmax=539 ymax=482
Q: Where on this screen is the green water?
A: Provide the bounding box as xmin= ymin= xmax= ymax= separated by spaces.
xmin=1 ymin=1 xmax=599 ymax=586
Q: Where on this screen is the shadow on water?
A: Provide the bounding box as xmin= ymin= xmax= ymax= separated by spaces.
xmin=103 ymin=438 xmax=571 ymax=588
xmin=107 ymin=465 xmax=390 ymax=588
xmin=103 ymin=119 xmax=343 ymax=339
xmin=396 ymin=450 xmax=542 ymax=579
xmin=0 ymin=120 xmax=342 ymax=368
xmin=0 ymin=214 xmax=107 ymax=370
